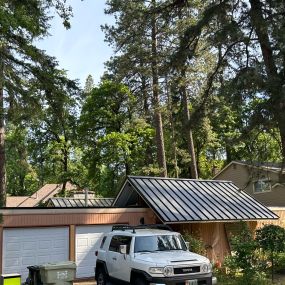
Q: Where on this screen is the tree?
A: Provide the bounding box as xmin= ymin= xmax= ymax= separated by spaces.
xmin=103 ymin=0 xmax=170 ymax=177
xmin=79 ymin=80 xmax=154 ymax=195
xmin=6 ymin=124 xmax=38 ymax=196
xmin=256 ymin=225 xmax=285 ymax=281
xmin=169 ymin=0 xmax=285 ymax=167
xmin=0 ymin=0 xmax=76 ymax=205
xmin=84 ymin=74 xmax=95 ymax=95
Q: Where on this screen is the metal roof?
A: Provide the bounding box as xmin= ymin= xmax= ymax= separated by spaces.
xmin=113 ymin=176 xmax=279 ymax=223
xmin=47 ymin=197 xmax=114 ymax=208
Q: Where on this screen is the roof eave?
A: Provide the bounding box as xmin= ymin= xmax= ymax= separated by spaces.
xmin=164 ymin=217 xmax=279 ymax=224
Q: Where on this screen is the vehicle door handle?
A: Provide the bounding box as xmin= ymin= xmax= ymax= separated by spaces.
xmin=112 ymin=257 xmax=117 ymax=261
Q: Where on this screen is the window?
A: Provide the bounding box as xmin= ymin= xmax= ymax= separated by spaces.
xmin=253 ymin=179 xmax=271 ymax=193
xmin=109 ymin=235 xmax=132 ymax=254
xmin=134 ymin=234 xmax=187 ymax=253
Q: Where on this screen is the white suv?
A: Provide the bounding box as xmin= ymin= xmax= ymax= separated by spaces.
xmin=95 ymin=225 xmax=217 ymax=285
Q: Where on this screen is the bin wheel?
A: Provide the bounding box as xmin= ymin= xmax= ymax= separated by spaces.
xmin=24 ymin=277 xmax=32 ymax=285
xmin=97 ymin=268 xmax=108 ymax=285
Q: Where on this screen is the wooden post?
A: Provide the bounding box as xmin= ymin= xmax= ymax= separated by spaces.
xmin=69 ymin=225 xmax=76 ymax=262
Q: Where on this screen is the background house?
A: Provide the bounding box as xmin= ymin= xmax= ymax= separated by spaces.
xmin=46 ymin=197 xmax=114 ymax=207
xmin=6 ymin=182 xmax=77 ymax=207
xmin=214 ymin=161 xmax=285 ymax=207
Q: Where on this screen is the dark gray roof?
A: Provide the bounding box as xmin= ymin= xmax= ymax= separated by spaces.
xmin=113 ymin=176 xmax=279 ymax=223
xmin=48 ymin=197 xmax=114 ymax=208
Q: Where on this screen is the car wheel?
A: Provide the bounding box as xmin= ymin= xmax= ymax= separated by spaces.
xmin=97 ymin=268 xmax=108 ymax=285
xmin=134 ymin=277 xmax=148 ymax=285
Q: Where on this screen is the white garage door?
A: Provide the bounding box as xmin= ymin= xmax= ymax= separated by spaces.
xmin=3 ymin=227 xmax=69 ymax=281
xmin=76 ymin=225 xmax=112 ymax=278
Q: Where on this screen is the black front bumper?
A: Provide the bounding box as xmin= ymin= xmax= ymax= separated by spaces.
xmin=146 ymin=273 xmax=213 ymax=285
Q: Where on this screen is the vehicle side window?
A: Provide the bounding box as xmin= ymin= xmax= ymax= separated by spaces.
xmin=109 ymin=235 xmax=132 ymax=254
xmin=100 ymin=236 xmax=107 ymax=249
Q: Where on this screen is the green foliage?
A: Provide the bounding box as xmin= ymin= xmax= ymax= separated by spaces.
xmin=224 ymin=223 xmax=258 ymax=279
xmin=182 ymin=231 xmax=206 ymax=256
xmin=6 ymin=124 xmax=39 ymax=195
xmin=80 ymin=80 xmax=155 ymax=195
xmin=256 ymin=225 xmax=285 ymax=254
xmin=216 ymin=224 xmax=285 ymax=284
xmin=256 ymin=225 xmax=285 ymax=281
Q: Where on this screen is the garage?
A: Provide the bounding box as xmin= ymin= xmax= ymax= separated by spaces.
xmin=76 ymin=225 xmax=112 ymax=278
xmin=3 ymin=227 xmax=69 ymax=281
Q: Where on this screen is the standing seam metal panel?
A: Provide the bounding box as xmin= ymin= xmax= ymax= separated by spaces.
xmin=222 ymin=183 xmax=276 ymax=218
xmin=204 ymin=181 xmax=253 ymax=219
xmin=130 ymin=179 xmax=173 ymax=222
xmin=200 ymin=181 xmax=250 ymax=220
xmin=163 ymin=179 xmax=203 ymax=220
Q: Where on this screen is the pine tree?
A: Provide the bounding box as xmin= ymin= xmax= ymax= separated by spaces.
xmin=0 ymin=0 xmax=76 ymax=205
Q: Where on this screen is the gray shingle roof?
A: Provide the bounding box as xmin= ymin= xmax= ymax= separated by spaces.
xmin=48 ymin=197 xmax=114 ymax=208
xmin=113 ymin=176 xmax=279 ymax=223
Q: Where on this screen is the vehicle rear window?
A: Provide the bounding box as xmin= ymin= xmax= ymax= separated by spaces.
xmin=109 ymin=235 xmax=132 ymax=254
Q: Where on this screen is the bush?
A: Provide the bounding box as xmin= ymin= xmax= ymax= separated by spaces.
xmin=218 ymin=223 xmax=271 ymax=284
xmin=182 ymin=231 xmax=206 ymax=256
xmin=256 ymin=225 xmax=285 ymax=281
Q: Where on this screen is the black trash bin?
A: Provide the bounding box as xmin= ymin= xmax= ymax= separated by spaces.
xmin=25 ymin=266 xmax=43 ymax=285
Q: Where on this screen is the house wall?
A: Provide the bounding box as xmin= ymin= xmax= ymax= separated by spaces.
xmin=215 ymin=163 xmax=285 ymax=206
xmin=256 ymin=207 xmax=285 ymax=228
xmin=174 ymin=222 xmax=230 ymax=263
xmin=174 ymin=221 xmax=258 ymax=263
xmin=0 ymin=208 xmax=156 ymax=275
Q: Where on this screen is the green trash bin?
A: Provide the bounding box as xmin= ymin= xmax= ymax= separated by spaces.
xmin=39 ymin=262 xmax=76 ymax=285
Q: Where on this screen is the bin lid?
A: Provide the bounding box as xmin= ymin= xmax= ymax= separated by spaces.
xmin=1 ymin=274 xmax=21 ymax=278
xmin=39 ymin=261 xmax=76 ymax=270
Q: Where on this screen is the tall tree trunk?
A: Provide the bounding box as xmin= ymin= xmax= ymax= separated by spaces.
xmin=166 ymin=77 xmax=179 ymax=178
xmin=0 ymin=46 xmax=6 ymax=207
xmin=249 ymin=0 xmax=285 ymax=168
xmin=141 ymin=74 xmax=153 ymax=166
xmin=151 ymin=0 xmax=167 ymax=177
xmin=180 ymin=71 xmax=198 ymax=179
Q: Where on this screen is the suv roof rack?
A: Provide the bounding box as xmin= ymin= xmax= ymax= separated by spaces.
xmin=111 ymin=224 xmax=172 ymax=233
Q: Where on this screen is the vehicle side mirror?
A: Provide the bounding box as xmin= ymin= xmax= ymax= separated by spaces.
xmin=185 ymin=242 xmax=190 ymax=251
xmin=119 ymin=244 xmax=127 ymax=255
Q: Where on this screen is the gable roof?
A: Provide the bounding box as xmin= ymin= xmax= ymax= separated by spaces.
xmin=213 ymin=161 xmax=285 ymax=179
xmin=47 ymin=197 xmax=114 ymax=208
xmin=113 ymin=176 xmax=278 ymax=223
xmin=6 ymin=196 xmax=28 ymax=207
xmin=6 ymin=182 xmax=76 ymax=207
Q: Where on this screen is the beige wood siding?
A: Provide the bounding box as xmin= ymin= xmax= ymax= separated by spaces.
xmin=256 ymin=208 xmax=285 ymax=228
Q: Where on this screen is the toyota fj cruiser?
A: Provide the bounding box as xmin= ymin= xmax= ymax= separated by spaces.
xmin=95 ymin=225 xmax=217 ymax=285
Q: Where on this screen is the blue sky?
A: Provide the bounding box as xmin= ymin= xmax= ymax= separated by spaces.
xmin=36 ymin=0 xmax=114 ymax=87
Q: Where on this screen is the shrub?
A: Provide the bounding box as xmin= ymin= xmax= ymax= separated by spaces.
xmin=256 ymin=224 xmax=285 ymax=281
xmin=182 ymin=231 xmax=206 ymax=256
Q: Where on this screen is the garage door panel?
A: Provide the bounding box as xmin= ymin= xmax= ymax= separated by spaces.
xmin=5 ymin=257 xmax=20 ymax=267
xmin=6 ymin=242 xmax=21 ymax=251
xmin=76 ymin=225 xmax=112 ymax=278
xmin=3 ymin=227 xmax=69 ymax=280
xmin=23 ymin=257 xmax=36 ymax=265
xmin=23 ymin=241 xmax=36 ymax=250
xmin=39 ymin=240 xmax=52 ymax=249
xmin=54 ymin=239 xmax=66 ymax=248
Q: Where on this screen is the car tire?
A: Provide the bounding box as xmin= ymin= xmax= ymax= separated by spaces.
xmin=96 ymin=268 xmax=108 ymax=285
xmin=134 ymin=277 xmax=148 ymax=285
